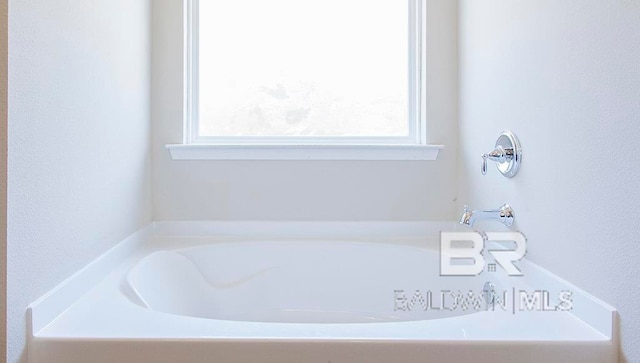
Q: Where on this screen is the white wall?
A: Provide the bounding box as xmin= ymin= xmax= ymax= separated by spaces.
xmin=458 ymin=1 xmax=640 ymax=361
xmin=151 ymin=0 xmax=459 ymax=221
xmin=7 ymin=0 xmax=152 ymax=362
xmin=0 ymin=1 xmax=7 ymax=362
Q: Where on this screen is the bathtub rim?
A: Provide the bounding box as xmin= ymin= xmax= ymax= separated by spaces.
xmin=28 ymin=221 xmax=617 ymax=343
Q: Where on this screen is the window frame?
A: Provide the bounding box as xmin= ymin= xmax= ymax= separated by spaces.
xmin=169 ymin=0 xmax=442 ymax=160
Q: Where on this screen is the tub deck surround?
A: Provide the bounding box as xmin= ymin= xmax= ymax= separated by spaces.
xmin=28 ymin=222 xmax=618 ymax=363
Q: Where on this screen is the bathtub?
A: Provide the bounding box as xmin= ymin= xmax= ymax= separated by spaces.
xmin=28 ymin=221 xmax=618 ymax=363
xmin=126 ymin=241 xmax=483 ymax=324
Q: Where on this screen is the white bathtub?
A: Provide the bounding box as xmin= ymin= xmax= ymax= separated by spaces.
xmin=126 ymin=241 xmax=481 ymax=324
xmin=28 ymin=222 xmax=618 ymax=363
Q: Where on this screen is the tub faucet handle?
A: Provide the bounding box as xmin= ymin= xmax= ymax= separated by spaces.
xmin=481 ymin=156 xmax=487 ymax=175
xmin=481 ymin=146 xmax=506 ymax=175
xmin=481 ymin=131 xmax=522 ymax=178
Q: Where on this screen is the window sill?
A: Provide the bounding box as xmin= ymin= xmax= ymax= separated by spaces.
xmin=165 ymin=144 xmax=443 ymax=161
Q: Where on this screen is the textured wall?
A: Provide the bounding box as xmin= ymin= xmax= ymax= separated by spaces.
xmin=458 ymin=1 xmax=640 ymax=361
xmin=7 ymin=0 xmax=152 ymax=362
xmin=151 ymin=0 xmax=459 ymax=221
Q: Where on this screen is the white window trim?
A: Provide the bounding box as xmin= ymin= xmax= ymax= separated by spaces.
xmin=167 ymin=0 xmax=443 ymax=161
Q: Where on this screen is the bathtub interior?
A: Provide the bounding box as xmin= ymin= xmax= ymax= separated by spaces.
xmin=125 ymin=241 xmax=487 ymax=323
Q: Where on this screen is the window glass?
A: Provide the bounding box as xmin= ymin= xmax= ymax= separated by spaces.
xmin=198 ymin=0 xmax=409 ymax=137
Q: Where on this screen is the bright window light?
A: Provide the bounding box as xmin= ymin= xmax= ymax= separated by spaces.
xmin=186 ymin=0 xmax=425 ymax=145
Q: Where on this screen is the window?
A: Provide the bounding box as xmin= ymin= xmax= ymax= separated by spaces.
xmin=169 ymin=0 xmax=442 ymax=160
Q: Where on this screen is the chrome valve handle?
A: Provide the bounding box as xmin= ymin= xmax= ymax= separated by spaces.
xmin=481 ymin=131 xmax=522 ymax=178
xmin=481 ymin=146 xmax=508 ymax=175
